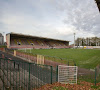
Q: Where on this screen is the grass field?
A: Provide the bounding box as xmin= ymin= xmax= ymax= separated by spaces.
xmin=20 ymin=48 xmax=100 ymax=69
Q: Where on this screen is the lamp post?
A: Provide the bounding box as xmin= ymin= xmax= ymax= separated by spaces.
xmin=74 ymin=33 xmax=75 ymax=49
xmin=3 ymin=32 xmax=5 ymax=45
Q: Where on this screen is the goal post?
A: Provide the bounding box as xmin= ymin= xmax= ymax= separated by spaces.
xmin=58 ymin=65 xmax=78 ymax=84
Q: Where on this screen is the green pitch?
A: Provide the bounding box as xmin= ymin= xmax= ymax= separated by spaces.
xmin=20 ymin=49 xmax=100 ymax=69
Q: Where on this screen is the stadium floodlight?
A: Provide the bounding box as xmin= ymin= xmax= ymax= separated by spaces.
xmin=2 ymin=32 xmax=5 ymax=45
xmin=74 ymin=33 xmax=76 ymax=49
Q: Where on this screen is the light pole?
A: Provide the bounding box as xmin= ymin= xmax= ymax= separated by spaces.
xmin=74 ymin=33 xmax=75 ymax=49
xmin=2 ymin=32 xmax=5 ymax=45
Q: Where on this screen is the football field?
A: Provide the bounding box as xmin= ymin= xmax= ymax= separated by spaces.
xmin=20 ymin=48 xmax=100 ymax=69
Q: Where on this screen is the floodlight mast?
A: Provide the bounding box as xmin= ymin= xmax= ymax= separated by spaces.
xmin=2 ymin=32 xmax=5 ymax=45
xmin=74 ymin=33 xmax=75 ymax=49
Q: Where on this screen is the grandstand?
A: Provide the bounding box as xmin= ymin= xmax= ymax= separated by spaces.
xmin=6 ymin=32 xmax=70 ymax=49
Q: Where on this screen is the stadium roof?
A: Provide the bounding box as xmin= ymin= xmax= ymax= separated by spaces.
xmin=7 ymin=32 xmax=70 ymax=42
xmin=95 ymin=0 xmax=100 ymax=12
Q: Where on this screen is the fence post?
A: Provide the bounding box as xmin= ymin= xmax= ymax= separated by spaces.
xmin=0 ymin=58 xmax=1 ymax=68
xmin=68 ymin=60 xmax=69 ymax=66
xmin=73 ymin=60 xmax=76 ymax=66
xmin=7 ymin=60 xmax=9 ymax=88
xmin=14 ymin=62 xmax=15 ymax=68
xmin=51 ymin=66 xmax=52 ymax=84
xmin=3 ymin=59 xmax=5 ymax=90
xmin=18 ymin=64 xmax=19 ymax=71
xmin=56 ymin=65 xmax=58 ymax=82
xmin=28 ymin=63 xmax=31 ymax=90
xmin=95 ymin=68 xmax=97 ymax=85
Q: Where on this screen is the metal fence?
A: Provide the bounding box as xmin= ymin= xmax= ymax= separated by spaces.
xmin=0 ymin=58 xmax=57 ymax=90
xmin=78 ymin=67 xmax=100 ymax=85
xmin=1 ymin=49 xmax=100 ymax=90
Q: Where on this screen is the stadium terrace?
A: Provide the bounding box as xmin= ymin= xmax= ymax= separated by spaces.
xmin=6 ymin=32 xmax=70 ymax=49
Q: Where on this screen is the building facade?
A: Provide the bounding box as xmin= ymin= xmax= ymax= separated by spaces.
xmin=0 ymin=33 xmax=4 ymax=45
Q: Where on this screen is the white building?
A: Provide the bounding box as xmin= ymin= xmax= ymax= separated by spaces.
xmin=0 ymin=33 xmax=4 ymax=45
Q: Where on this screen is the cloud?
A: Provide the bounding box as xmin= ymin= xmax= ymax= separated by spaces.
xmin=0 ymin=0 xmax=100 ymax=44
xmin=59 ymin=0 xmax=100 ymax=35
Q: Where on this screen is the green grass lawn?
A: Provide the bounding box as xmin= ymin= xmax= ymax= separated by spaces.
xmin=20 ymin=49 xmax=100 ymax=69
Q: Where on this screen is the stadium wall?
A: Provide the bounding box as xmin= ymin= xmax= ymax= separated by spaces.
xmin=6 ymin=34 xmax=10 ymax=48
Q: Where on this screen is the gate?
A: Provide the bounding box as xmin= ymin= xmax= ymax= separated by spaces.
xmin=58 ymin=65 xmax=78 ymax=84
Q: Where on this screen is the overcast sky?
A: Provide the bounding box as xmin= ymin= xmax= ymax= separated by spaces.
xmin=0 ymin=0 xmax=100 ymax=44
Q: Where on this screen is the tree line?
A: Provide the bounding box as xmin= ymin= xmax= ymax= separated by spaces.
xmin=75 ymin=37 xmax=100 ymax=46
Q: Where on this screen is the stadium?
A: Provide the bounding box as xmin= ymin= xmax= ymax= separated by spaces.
xmin=6 ymin=32 xmax=70 ymax=49
xmin=0 ymin=31 xmax=100 ymax=89
xmin=0 ymin=0 xmax=100 ymax=89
